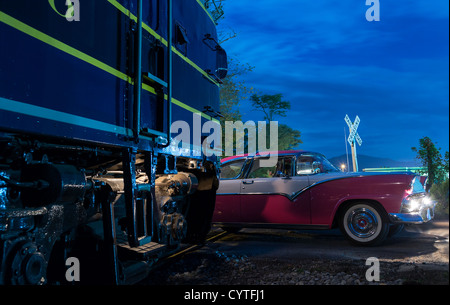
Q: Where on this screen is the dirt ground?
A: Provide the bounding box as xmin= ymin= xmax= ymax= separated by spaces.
xmin=144 ymin=249 xmax=448 ymax=285
xmin=143 ymin=221 xmax=449 ymax=286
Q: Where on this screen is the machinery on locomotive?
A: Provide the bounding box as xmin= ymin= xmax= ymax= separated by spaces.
xmin=0 ymin=0 xmax=227 ymax=284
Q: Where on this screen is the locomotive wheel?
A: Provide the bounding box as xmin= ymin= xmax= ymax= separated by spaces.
xmin=5 ymin=240 xmax=48 ymax=285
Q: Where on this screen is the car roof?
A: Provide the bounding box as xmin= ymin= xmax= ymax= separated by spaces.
xmin=220 ymin=150 xmax=318 ymax=164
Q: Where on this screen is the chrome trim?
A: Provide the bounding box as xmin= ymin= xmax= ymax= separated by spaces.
xmin=291 ymin=175 xmax=361 ymax=201
xmin=389 ymin=205 xmax=436 ymax=224
xmin=218 ymin=175 xmax=363 ymax=201
xmin=218 ymin=172 xmax=424 ymax=204
xmin=390 ymin=193 xmax=436 ymax=224
xmin=217 ymin=192 xmax=293 ymax=200
xmin=216 ymin=193 xmax=240 ymax=196
xmin=389 ymin=213 xmax=429 ymax=224
xmin=214 ymin=222 xmax=329 ymax=231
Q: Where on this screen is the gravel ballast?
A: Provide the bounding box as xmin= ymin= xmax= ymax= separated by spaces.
xmin=143 ymin=250 xmax=449 ymax=285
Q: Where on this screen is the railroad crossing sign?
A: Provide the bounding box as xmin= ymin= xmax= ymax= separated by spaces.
xmin=345 ymin=115 xmax=362 ymax=146
xmin=345 ymin=115 xmax=362 ymax=172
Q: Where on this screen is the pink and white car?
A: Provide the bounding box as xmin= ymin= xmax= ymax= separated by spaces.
xmin=213 ymin=150 xmax=436 ymax=246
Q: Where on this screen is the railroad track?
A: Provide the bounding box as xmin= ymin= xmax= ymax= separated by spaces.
xmin=145 ymin=229 xmax=229 ymax=274
xmin=167 ymin=230 xmax=229 ymax=260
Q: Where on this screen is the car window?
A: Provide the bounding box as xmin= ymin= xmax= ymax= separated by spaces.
xmin=314 ymin=154 xmax=339 ymax=173
xmin=248 ymin=157 xmax=293 ymax=178
xmin=296 ymin=156 xmax=314 ymax=175
xmin=220 ymin=160 xmax=245 ymax=179
xmin=296 ymin=154 xmax=339 ymax=175
xmin=248 ymin=158 xmax=276 ymax=178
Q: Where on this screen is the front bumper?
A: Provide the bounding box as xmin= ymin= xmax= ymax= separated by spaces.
xmin=389 ymin=193 xmax=436 ymax=224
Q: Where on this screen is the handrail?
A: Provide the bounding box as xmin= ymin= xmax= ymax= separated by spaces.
xmin=159 ymin=0 xmax=173 ymax=148
xmin=139 ymin=0 xmax=173 ymax=148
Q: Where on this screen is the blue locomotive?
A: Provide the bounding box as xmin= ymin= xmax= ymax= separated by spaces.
xmin=0 ymin=0 xmax=227 ymax=284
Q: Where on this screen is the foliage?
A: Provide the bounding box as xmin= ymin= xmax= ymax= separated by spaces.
xmin=444 ymin=151 xmax=449 ymax=174
xmin=411 ymin=137 xmax=448 ymax=191
xmin=219 ymin=58 xmax=255 ymax=156
xmin=203 ymin=0 xmax=225 ymax=23
xmin=430 ymin=179 xmax=449 ymax=219
xmin=278 ymin=124 xmax=302 ymax=150
xmin=250 ymin=93 xmax=291 ymax=122
xmin=250 ymin=93 xmax=302 ymax=151
xmin=219 ymin=57 xmax=254 ymax=122
xmin=214 ymin=1 xmax=302 ymax=157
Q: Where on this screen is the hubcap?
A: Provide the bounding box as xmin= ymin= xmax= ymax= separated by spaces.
xmin=347 ymin=208 xmax=379 ymax=239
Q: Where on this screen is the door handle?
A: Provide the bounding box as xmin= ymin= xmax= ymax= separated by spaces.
xmin=243 ymin=180 xmax=254 ymax=185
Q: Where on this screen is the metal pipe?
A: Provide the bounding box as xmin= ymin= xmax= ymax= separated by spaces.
xmin=0 ymin=175 xmax=49 ymax=190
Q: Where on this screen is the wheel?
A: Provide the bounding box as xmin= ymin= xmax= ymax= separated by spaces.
xmin=339 ymin=202 xmax=389 ymax=246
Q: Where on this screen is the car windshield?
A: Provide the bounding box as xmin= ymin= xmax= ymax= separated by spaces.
xmin=296 ymin=154 xmax=339 ymax=175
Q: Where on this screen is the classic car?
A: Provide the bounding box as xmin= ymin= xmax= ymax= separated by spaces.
xmin=213 ymin=150 xmax=436 ymax=246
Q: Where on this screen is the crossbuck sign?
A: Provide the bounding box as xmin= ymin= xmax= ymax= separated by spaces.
xmin=345 ymin=115 xmax=362 ymax=172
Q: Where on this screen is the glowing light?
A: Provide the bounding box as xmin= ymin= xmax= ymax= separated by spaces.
xmin=407 ymin=199 xmax=420 ymax=212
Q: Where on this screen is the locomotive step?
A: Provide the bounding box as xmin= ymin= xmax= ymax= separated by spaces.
xmin=115 ymin=230 xmax=166 ymax=260
xmin=117 ymin=241 xmax=167 ymax=261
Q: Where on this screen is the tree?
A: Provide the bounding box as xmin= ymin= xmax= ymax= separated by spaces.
xmin=251 ymin=93 xmax=302 ymax=150
xmin=250 ymin=93 xmax=291 ymax=122
xmin=444 ymin=151 xmax=449 ymax=174
xmin=219 ymin=58 xmax=254 ymax=122
xmin=278 ymin=124 xmax=302 ymax=150
xmin=203 ymin=0 xmax=225 ymax=23
xmin=411 ymin=137 xmax=448 ymax=191
xmin=218 ymin=58 xmax=255 ymax=157
xmin=212 ymin=2 xmax=303 ymax=156
xmin=430 ymin=179 xmax=449 ymax=218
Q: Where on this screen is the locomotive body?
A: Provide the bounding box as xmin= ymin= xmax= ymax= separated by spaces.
xmin=0 ymin=0 xmax=226 ymax=284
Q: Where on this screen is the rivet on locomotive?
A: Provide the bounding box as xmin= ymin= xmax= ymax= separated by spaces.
xmin=0 ymin=0 xmax=227 ymax=284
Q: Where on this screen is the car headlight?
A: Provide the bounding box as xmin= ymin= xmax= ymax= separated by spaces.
xmin=406 ymin=199 xmax=420 ymax=212
xmin=402 ymin=194 xmax=434 ymax=213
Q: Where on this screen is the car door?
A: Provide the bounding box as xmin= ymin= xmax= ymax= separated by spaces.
xmin=240 ymin=156 xmax=311 ymax=225
xmin=214 ymin=159 xmax=248 ymax=223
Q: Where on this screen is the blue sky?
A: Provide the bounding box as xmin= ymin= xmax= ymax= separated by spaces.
xmin=217 ymin=0 xmax=449 ymax=162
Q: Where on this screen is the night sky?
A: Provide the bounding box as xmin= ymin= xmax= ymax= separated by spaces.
xmin=217 ymin=0 xmax=449 ymax=162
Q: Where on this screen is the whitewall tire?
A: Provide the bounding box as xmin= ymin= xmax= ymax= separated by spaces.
xmin=339 ymin=202 xmax=389 ymax=246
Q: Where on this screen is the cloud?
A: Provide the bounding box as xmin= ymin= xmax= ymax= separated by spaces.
xmin=218 ymin=0 xmax=449 ymax=160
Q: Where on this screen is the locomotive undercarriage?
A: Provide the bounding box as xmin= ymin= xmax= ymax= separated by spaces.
xmin=0 ymin=134 xmax=218 ymax=284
